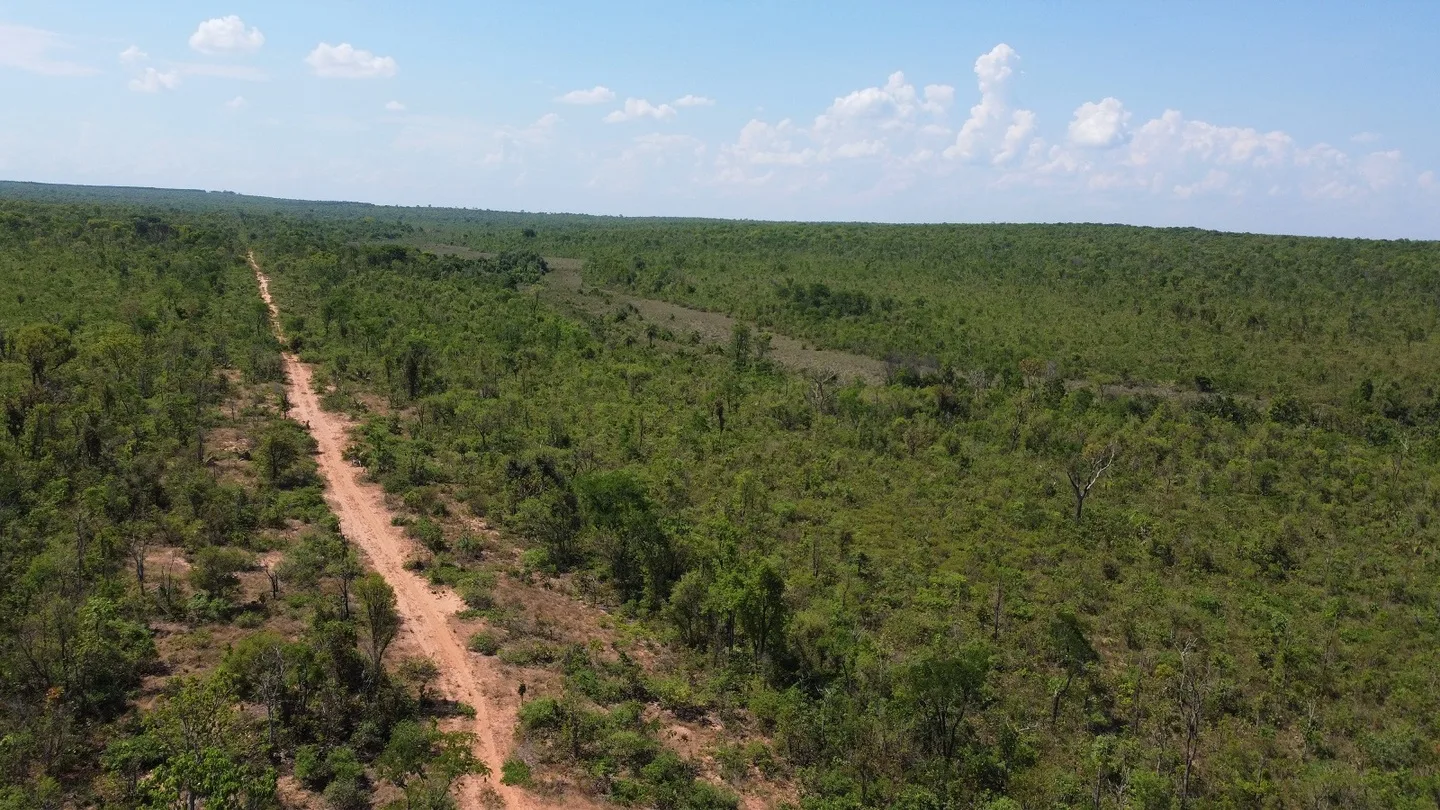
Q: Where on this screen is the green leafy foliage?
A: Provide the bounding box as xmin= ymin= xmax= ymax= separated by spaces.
xmin=5 ymin=184 xmax=1440 ymax=808
xmin=250 ymin=209 xmax=1440 ymax=809
xmin=0 ymin=197 xmax=487 ymax=807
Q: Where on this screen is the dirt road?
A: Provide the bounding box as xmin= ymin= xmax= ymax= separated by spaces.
xmin=251 ymin=253 xmax=563 ymax=810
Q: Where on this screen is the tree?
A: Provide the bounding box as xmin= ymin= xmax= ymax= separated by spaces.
xmin=253 ymin=423 xmax=303 ymax=487
xmin=377 ymin=720 xmax=486 ymax=809
xmin=513 ymin=488 xmax=582 ymax=568
xmin=576 ymin=469 xmax=678 ymax=607
xmin=397 ymin=656 xmax=441 ymax=706
xmin=399 ymin=332 xmax=435 ymax=400
xmin=12 ymin=323 xmax=73 ymax=386
xmin=1173 ymin=644 xmax=1213 ymax=808
xmin=729 ymin=323 xmax=752 ymax=371
xmin=738 ymin=560 xmax=787 ymax=665
xmin=1064 ymin=441 xmax=1117 ymax=524
xmin=354 ymin=573 xmax=402 ymax=680
xmin=142 ymin=675 xmax=276 ymax=810
xmin=187 ymin=546 xmax=253 ymax=601
xmin=329 ymin=542 xmax=364 ymax=620
xmin=900 ymin=643 xmax=992 ymax=764
xmin=1049 ymin=609 xmax=1099 ymax=724
xmin=223 ymin=632 xmax=299 ymax=750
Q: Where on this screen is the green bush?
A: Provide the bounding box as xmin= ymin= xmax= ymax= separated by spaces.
xmin=467 ymin=631 xmax=501 ymax=656
xmin=500 ymin=756 xmax=532 ymax=787
xmin=293 ymin=744 xmax=328 ymax=790
xmin=187 ymin=546 xmax=253 ymax=600
xmin=499 ymin=642 xmax=559 ymax=667
xmin=519 ymin=697 xmax=561 ymax=731
xmin=456 ymin=573 xmax=495 ymax=610
xmin=409 ymin=516 xmax=446 ymax=553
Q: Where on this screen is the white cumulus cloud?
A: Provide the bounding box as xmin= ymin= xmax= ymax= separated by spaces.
xmin=1358 ymin=149 xmax=1405 ymax=191
xmin=557 ymin=86 xmax=615 ymax=104
xmin=1068 ymin=97 xmax=1130 ymax=148
xmin=818 ymin=71 xmax=946 ymax=131
xmin=189 ymin=16 xmax=264 ymax=55
xmin=722 ymin=119 xmax=816 ymax=168
xmin=129 ymin=67 xmax=180 ymax=93
xmin=225 ymin=95 xmax=247 ymax=110
xmin=119 ymin=46 xmax=147 ymax=65
xmin=675 ymin=94 xmax=716 ymax=107
xmin=386 ymin=100 xmax=407 ymax=112
xmin=605 ymin=98 xmax=677 ymax=123
xmin=945 ymin=43 xmax=1036 ymax=164
xmin=995 ymin=109 xmax=1037 ymax=165
xmin=305 ymin=43 xmax=398 ymax=79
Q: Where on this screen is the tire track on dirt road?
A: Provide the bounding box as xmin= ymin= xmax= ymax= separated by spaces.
xmin=251 ymin=252 xmax=584 ymax=810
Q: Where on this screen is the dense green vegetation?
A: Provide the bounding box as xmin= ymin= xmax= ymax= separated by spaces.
xmin=0 ymin=199 xmax=480 ymax=808
xmin=484 ymin=219 xmax=1440 ymax=411
xmin=249 ymin=210 xmax=1440 ymax=808
xmin=4 ymin=182 xmax=1439 ymax=809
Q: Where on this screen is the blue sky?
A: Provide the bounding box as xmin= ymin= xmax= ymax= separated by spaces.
xmin=2 ymin=1 xmax=1437 ymax=237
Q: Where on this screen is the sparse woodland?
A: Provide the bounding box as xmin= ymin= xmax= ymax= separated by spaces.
xmin=2 ymin=182 xmax=1439 ymax=809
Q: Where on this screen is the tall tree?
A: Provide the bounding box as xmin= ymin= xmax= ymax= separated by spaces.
xmin=354 ymin=574 xmax=402 ymax=682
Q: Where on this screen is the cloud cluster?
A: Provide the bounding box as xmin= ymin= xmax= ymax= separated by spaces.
xmin=717 ymin=71 xmax=953 ymax=185
xmin=605 ymin=98 xmax=678 ymax=123
xmin=4 ymin=19 xmax=1435 ymax=233
xmin=129 ymin=67 xmax=180 ymax=93
xmin=189 ymin=16 xmax=264 ymax=55
xmin=1068 ymin=98 xmax=1129 ymax=148
xmin=708 ymin=42 xmax=1434 ymax=211
xmin=943 ymin=44 xmax=1033 ymax=163
xmin=557 ymin=86 xmax=615 ymax=105
xmin=577 ymin=90 xmax=714 ymax=121
xmin=305 ymin=43 xmax=398 ymax=79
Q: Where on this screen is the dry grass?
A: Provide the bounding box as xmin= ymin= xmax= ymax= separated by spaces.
xmin=538 ymin=264 xmax=887 ymax=384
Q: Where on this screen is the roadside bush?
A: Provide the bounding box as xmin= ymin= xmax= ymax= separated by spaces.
xmin=500 ymin=756 xmax=532 ymax=787
xmin=467 ymin=632 xmax=501 ymax=656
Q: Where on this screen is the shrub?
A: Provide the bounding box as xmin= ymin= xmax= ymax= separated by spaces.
xmin=294 ymin=744 xmax=328 ymax=790
xmin=605 ymin=730 xmax=658 ymax=770
xmin=713 ymin=743 xmax=747 ymax=782
xmin=457 ymin=573 xmax=495 ymax=611
xmin=187 ymin=546 xmax=253 ymax=600
xmin=499 ymin=642 xmax=559 ymax=667
xmin=468 ymin=631 xmax=501 ymax=655
xmin=409 ymin=516 xmax=446 ymax=553
xmin=519 ymin=547 xmax=552 ymax=574
xmin=322 ymin=777 xmax=368 ymax=810
xmin=500 ymin=756 xmax=532 ymax=787
xmin=519 ymin=696 xmax=560 ymax=731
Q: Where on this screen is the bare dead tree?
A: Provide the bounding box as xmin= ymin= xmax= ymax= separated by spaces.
xmin=130 ymin=532 xmax=151 ymax=589
xmin=1065 ymin=442 xmax=1117 ymax=524
xmin=805 ymin=371 xmax=839 ymax=415
xmin=992 ymin=579 xmax=1004 ymax=640
xmin=1175 ymin=643 xmax=1211 ymax=808
xmin=262 ymin=564 xmax=280 ymax=600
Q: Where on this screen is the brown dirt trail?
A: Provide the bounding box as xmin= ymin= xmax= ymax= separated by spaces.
xmin=250 ymin=253 xmax=581 ymax=810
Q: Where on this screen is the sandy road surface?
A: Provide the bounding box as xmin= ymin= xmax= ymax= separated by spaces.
xmin=251 ymin=253 xmax=575 ymax=810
